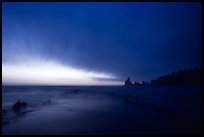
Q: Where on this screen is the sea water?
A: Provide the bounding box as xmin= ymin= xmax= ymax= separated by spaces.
xmin=2 ymin=86 xmax=202 ymax=135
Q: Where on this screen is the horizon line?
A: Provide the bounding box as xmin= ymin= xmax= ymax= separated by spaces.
xmin=2 ymin=84 xmax=124 ymax=87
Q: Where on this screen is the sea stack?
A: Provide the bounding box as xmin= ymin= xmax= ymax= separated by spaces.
xmin=124 ymin=77 xmax=133 ymax=86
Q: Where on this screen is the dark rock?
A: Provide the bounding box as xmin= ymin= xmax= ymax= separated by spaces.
xmin=124 ymin=94 xmax=139 ymax=104
xmin=124 ymin=77 xmax=133 ymax=86
xmin=12 ymin=101 xmax=27 ymax=112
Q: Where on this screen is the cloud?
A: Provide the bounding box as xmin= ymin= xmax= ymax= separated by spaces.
xmin=2 ymin=57 xmax=123 ymax=85
xmin=2 ymin=2 xmax=202 ymax=84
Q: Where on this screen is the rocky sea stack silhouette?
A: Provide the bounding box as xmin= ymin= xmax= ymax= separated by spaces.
xmin=124 ymin=77 xmax=133 ymax=86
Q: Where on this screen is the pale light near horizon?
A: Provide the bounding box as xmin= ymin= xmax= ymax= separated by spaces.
xmin=2 ymin=59 xmax=123 ymax=86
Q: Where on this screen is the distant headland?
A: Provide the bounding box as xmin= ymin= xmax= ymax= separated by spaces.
xmin=124 ymin=66 xmax=202 ymax=87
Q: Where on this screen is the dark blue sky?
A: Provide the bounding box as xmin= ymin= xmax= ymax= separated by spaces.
xmin=2 ymin=2 xmax=202 ymax=84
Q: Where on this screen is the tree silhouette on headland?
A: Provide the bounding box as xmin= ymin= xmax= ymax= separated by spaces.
xmin=124 ymin=66 xmax=202 ymax=87
xmin=151 ymin=66 xmax=202 ymax=87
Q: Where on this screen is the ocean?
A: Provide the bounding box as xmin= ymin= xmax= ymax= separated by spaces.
xmin=2 ymin=86 xmax=202 ymax=135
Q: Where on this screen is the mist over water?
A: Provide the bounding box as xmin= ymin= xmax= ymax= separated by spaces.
xmin=2 ymin=86 xmax=202 ymax=135
xmin=2 ymin=3 xmax=202 ymax=135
